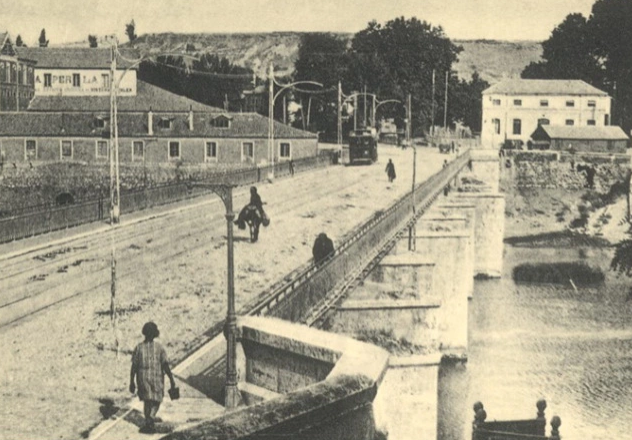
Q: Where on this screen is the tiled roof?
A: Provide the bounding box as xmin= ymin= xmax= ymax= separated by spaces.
xmin=28 ymin=80 xmax=223 ymax=112
xmin=535 ymin=125 xmax=629 ymax=140
xmin=0 ymin=111 xmax=317 ymax=139
xmin=14 ymin=47 xmax=140 ymax=69
xmin=483 ymin=79 xmax=609 ymax=96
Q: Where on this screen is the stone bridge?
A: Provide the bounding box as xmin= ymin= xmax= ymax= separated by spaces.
xmin=90 ymin=148 xmax=504 ymax=440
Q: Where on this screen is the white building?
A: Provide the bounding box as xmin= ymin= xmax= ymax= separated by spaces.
xmin=481 ymin=79 xmax=611 ymax=149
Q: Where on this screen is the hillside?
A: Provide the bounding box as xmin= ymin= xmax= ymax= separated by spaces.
xmin=125 ymin=33 xmax=542 ymax=84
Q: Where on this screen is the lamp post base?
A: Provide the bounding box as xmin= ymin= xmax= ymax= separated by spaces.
xmin=225 ymin=384 xmax=242 ymax=410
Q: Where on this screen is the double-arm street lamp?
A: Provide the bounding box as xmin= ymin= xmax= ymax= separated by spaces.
xmin=267 ymin=64 xmax=322 ymax=180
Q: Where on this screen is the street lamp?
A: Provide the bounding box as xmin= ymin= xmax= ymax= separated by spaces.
xmin=267 ymin=63 xmax=322 ymax=181
xmin=191 ymin=182 xmax=240 ymax=409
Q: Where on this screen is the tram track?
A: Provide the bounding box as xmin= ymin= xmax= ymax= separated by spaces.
xmin=0 ymin=163 xmax=394 ymax=328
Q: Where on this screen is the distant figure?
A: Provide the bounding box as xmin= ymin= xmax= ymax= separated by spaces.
xmin=288 ymin=159 xmax=295 ymax=176
xmin=577 ymin=164 xmax=597 ymax=189
xmin=130 ymin=322 xmax=176 ymax=434
xmin=385 ymin=159 xmax=396 ymax=183
xmin=451 ymin=141 xmax=455 ymax=154
xmin=313 ymin=233 xmax=335 ymax=266
xmin=443 ymin=159 xmax=448 ymax=168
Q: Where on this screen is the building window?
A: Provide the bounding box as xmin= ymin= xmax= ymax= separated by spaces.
xmin=538 ymin=118 xmax=550 ymax=126
xmin=587 ymin=100 xmax=596 ymax=107
xmin=169 ymin=141 xmax=180 ymax=159
xmin=540 ymin=99 xmax=549 ymax=107
xmin=132 ymin=141 xmax=144 ymax=161
xmin=25 ymin=140 xmax=37 ymax=160
xmin=211 ymin=117 xmax=230 ymax=128
xmin=18 ymin=66 xmax=24 ymax=85
xmin=44 ymin=73 xmax=52 ymax=88
xmin=242 ymin=142 xmax=254 ymax=161
xmin=492 ymin=119 xmax=501 ymax=135
xmin=96 ymin=140 xmax=109 ymax=158
xmin=280 ymin=142 xmax=291 ymax=158
xmin=565 ymin=119 xmax=575 ymax=126
xmin=492 ymin=99 xmax=501 ymax=106
xmin=587 ymin=119 xmax=596 ymax=126
xmin=61 ymin=140 xmax=73 ymax=159
xmin=205 ymin=141 xmax=217 ymax=161
xmin=512 ymin=119 xmax=521 ymax=135
xmin=566 ymin=100 xmax=575 ymax=107
xmin=513 ymin=99 xmax=522 ymax=106
xmin=73 ymin=73 xmax=81 ymax=87
xmin=605 ymin=114 xmax=610 ymax=125
xmin=95 ymin=117 xmax=107 ymax=129
xmin=158 ymin=118 xmax=172 ymax=129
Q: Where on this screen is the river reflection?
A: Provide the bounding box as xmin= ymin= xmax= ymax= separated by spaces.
xmin=439 ymin=245 xmax=632 ymax=440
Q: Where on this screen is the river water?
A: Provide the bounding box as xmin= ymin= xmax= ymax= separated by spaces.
xmin=438 ymin=244 xmax=632 ymax=440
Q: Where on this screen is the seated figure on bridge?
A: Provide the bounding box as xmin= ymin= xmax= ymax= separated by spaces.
xmin=235 ymin=186 xmax=266 ymax=230
xmin=313 ymin=233 xmax=335 ymax=266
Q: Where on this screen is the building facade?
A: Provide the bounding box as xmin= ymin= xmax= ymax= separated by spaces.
xmin=482 ymin=79 xmax=612 ymax=149
xmin=530 ymin=125 xmax=629 ymax=154
xmin=0 ymin=44 xmax=318 ymax=165
xmin=0 ymin=33 xmax=35 ymax=111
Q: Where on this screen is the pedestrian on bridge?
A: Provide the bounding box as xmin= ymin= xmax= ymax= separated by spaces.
xmin=385 ymin=159 xmax=396 ymax=183
xmin=313 ymin=233 xmax=335 ymax=266
xmin=130 ymin=322 xmax=177 ymax=434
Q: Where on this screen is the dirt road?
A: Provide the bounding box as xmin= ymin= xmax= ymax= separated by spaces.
xmin=0 ymin=145 xmax=447 ymax=439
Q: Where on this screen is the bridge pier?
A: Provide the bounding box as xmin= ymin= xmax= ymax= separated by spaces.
xmin=429 ymin=204 xmax=476 ymax=298
xmin=392 ymin=231 xmax=470 ymax=355
xmin=452 ymin=193 xmax=505 ymax=278
xmin=468 ymin=149 xmax=500 ymax=192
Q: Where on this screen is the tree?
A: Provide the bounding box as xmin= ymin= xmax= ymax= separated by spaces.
xmin=15 ymin=35 xmax=24 ymax=47
xmin=448 ymin=72 xmax=490 ymax=133
xmin=126 ymin=19 xmax=137 ymax=44
xmin=88 ymin=35 xmax=98 ymax=48
xmin=293 ymin=33 xmax=349 ymax=136
xmin=521 ymin=13 xmax=604 ymax=87
xmin=346 ymin=17 xmax=462 ymax=135
xmin=38 ymin=29 xmax=48 ymax=48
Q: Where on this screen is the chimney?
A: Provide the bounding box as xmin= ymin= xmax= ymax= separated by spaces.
xmin=188 ymin=105 xmax=194 ymax=131
xmin=148 ymin=107 xmax=153 ymax=135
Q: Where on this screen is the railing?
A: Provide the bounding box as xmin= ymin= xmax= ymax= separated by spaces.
xmin=472 ymin=401 xmax=561 ymax=440
xmin=173 ymin=150 xmax=472 ymax=393
xmin=0 ymin=153 xmax=332 ymax=244
xmin=248 ymin=150 xmax=471 ymax=321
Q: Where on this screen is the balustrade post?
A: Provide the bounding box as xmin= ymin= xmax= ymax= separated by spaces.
xmin=550 ymin=416 xmax=561 ymax=440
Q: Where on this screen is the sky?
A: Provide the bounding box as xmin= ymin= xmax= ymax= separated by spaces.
xmin=1 ymin=0 xmax=597 ymax=45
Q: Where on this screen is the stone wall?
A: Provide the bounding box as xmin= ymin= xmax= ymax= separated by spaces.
xmin=503 ymin=151 xmax=631 ymax=191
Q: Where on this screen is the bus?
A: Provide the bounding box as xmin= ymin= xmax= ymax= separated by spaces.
xmin=348 ymin=127 xmax=378 ymax=165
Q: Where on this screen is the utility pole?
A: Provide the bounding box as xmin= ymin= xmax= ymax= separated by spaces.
xmin=372 ymin=94 xmax=376 ymax=128
xmin=408 ymin=93 xmax=416 ymax=251
xmin=363 ymin=84 xmax=368 ymax=128
xmin=337 ymin=81 xmax=342 ymax=148
xmin=444 ymin=71 xmax=449 ymax=129
xmin=353 ymin=94 xmax=358 ymax=131
xmin=283 ymin=94 xmax=287 ymax=124
xmin=431 ymin=69 xmax=436 ymax=139
xmin=268 ymin=63 xmax=274 ymax=177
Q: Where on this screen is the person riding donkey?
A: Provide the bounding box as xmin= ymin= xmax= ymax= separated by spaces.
xmin=235 ymin=186 xmax=267 ymax=230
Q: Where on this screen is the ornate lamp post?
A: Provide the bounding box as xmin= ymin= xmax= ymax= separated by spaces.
xmin=192 ymin=182 xmax=240 ymax=408
xmin=267 ymin=63 xmax=322 ymax=180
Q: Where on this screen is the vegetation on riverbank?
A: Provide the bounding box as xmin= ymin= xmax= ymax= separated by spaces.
xmin=512 ymin=262 xmax=605 ymax=285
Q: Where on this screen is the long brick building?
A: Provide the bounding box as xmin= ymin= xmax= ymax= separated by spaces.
xmin=0 ymin=36 xmax=317 ymax=166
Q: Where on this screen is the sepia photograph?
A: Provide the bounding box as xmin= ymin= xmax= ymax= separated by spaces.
xmin=0 ymin=0 xmax=630 ymax=439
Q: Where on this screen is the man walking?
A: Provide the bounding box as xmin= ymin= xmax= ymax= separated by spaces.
xmin=385 ymin=159 xmax=396 ymax=183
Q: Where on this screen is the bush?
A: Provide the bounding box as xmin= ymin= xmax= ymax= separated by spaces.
xmin=512 ymin=262 xmax=605 ymax=285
